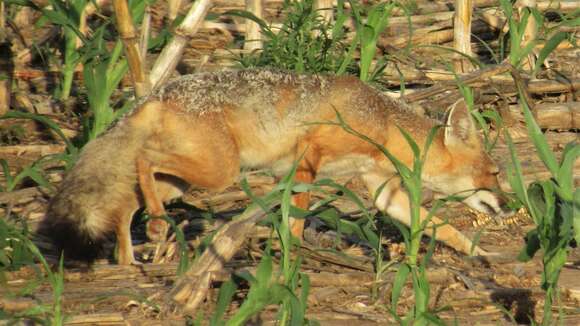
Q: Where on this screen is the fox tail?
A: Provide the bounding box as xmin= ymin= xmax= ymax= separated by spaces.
xmin=39 ymin=203 xmax=110 ymax=263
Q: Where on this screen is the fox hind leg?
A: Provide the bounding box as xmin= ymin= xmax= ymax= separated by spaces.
xmin=115 ymin=205 xmax=141 ymax=265
xmin=290 ymin=169 xmax=315 ymax=240
xmin=140 ymin=115 xmax=240 ymax=244
xmin=289 ymin=144 xmax=321 ymax=241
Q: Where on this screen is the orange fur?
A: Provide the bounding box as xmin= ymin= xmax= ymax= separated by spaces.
xmin=42 ymin=69 xmax=511 ymax=264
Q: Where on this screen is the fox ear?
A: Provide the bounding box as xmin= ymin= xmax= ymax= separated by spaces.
xmin=444 ymin=99 xmax=479 ymax=147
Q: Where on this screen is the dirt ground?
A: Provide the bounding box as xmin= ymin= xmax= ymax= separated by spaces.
xmin=1 ymin=127 xmax=578 ymax=325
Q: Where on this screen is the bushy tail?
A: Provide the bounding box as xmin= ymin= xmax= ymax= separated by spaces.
xmin=38 ymin=207 xmax=109 ymax=263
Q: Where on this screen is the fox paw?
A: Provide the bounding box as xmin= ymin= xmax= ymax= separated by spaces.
xmin=146 ymin=218 xmax=169 ymax=242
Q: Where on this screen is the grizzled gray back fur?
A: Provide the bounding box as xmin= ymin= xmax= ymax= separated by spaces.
xmin=151 ymin=68 xmax=331 ymax=115
xmin=41 ymin=68 xmax=429 ymax=262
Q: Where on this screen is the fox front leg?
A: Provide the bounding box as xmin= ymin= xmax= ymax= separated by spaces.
xmin=361 ymin=172 xmax=489 ymax=256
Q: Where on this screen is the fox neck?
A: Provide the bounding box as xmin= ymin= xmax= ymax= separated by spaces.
xmin=379 ymin=127 xmax=453 ymax=190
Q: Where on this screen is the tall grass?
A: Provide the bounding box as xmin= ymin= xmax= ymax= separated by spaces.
xmin=229 ymin=0 xmax=351 ymax=74
xmin=497 ymin=5 xmax=577 ymax=321
xmin=504 ymin=84 xmax=578 ymax=325
xmin=231 ymin=0 xmax=397 ymax=83
xmin=340 ymin=1 xmax=395 ymax=81
xmin=498 ymin=0 xmax=572 ymax=74
xmin=498 ymin=0 xmax=538 ymax=68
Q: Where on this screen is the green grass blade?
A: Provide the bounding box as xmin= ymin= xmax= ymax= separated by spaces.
xmin=518 ymin=92 xmax=559 ymax=177
xmin=0 ymin=159 xmax=14 ymax=191
xmin=533 ymin=31 xmax=568 ymax=74
xmin=556 ymin=142 xmax=579 ymax=200
xmin=574 ymin=189 xmax=580 ymax=244
xmin=391 ymin=263 xmax=411 ymax=308
xmin=210 ymin=279 xmax=238 ymax=326
xmin=0 ymin=111 xmax=76 ymax=154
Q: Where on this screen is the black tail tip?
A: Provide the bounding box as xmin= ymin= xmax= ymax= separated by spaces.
xmin=37 ymin=218 xmax=107 ymax=264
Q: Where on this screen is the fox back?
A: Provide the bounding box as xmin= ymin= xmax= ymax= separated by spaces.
xmin=42 ymin=69 xmax=509 ymax=263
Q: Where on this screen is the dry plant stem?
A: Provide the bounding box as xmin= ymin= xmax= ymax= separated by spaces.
xmin=510 ymin=102 xmax=579 ymax=130
xmin=479 ymin=7 xmax=510 ymax=32
xmin=527 ymin=79 xmax=580 ymax=94
xmin=404 ymin=62 xmax=512 ymax=102
xmin=243 ymin=0 xmax=263 ymax=52
xmin=534 ymin=0 xmax=580 ymax=11
xmin=12 ymin=6 xmax=34 ymax=34
xmin=390 ymin=11 xmax=454 ymax=27
xmin=453 ymin=0 xmax=474 ymax=73
xmin=315 ymin=0 xmax=334 ymax=24
xmin=381 ymin=20 xmax=489 ymax=48
xmin=167 ymin=0 xmax=185 ymax=23
xmin=519 ymin=0 xmax=537 ymax=72
xmin=85 ymin=0 xmax=111 ymax=16
xmin=113 ymin=0 xmax=150 ymax=97
xmin=0 ymin=1 xmax=6 ymax=42
xmin=480 ymin=2 xmax=578 ymax=32
xmin=169 ymin=201 xmax=278 ymax=314
xmin=0 ymin=298 xmax=36 ymax=313
xmin=389 ymin=0 xmax=497 ymax=16
xmin=149 ymin=0 xmax=212 ymax=90
xmin=152 ymin=220 xmax=189 ymax=264
xmin=0 ymin=187 xmax=46 ymax=205
xmin=78 ymin=0 xmax=110 ymax=52
xmin=140 ymin=5 xmax=151 ymax=70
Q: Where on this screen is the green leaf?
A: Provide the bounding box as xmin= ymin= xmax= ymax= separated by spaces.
xmin=22 ymin=166 xmax=53 ymax=191
xmin=517 ymin=229 xmax=541 ymax=261
xmin=574 ymin=189 xmax=580 ymax=244
xmin=391 ymin=263 xmax=411 ymax=307
xmin=556 ymin=142 xmax=579 ymax=200
xmin=299 ymin=273 xmax=311 ymax=313
xmin=518 ymin=80 xmax=559 ymax=177
xmin=0 ymin=159 xmax=14 ymax=191
xmin=210 ymin=279 xmax=238 ymax=325
xmin=256 ymin=251 xmax=273 ymax=284
xmin=534 ymin=32 xmax=568 ymax=74
xmin=0 ymin=111 xmax=77 ymax=155
xmin=528 ymin=182 xmax=549 ymax=227
xmin=361 ymin=222 xmax=380 ymax=249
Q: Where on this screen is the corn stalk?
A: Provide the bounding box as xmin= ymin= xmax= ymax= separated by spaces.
xmin=113 ymin=0 xmax=150 ymax=97
xmin=167 ymin=0 xmax=184 ymax=23
xmin=314 ymin=0 xmax=334 ymax=24
xmin=244 ymin=0 xmax=263 ymax=52
xmin=149 ymin=0 xmax=212 ymax=89
xmin=453 ymin=0 xmax=474 ymax=72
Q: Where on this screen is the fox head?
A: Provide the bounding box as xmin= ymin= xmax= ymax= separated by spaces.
xmin=425 ymin=99 xmax=513 ymax=218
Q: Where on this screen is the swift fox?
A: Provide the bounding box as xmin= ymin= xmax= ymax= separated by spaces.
xmin=42 ymin=69 xmax=511 ymax=265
